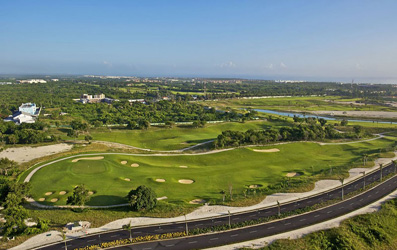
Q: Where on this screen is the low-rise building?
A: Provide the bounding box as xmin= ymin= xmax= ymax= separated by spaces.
xmin=3 ymin=103 xmax=40 ymax=125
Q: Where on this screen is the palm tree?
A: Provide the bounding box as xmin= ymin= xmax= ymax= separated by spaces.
xmin=339 ymin=177 xmax=345 ymax=200
xmin=60 ymin=231 xmax=67 ymax=250
xmin=277 ymin=200 xmax=281 ymax=216
xmin=122 ymin=220 xmax=132 ymax=241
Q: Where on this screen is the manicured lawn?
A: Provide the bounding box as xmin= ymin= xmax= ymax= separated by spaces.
xmin=88 ymin=120 xmax=289 ymax=151
xmin=28 ymin=137 xmax=396 ymax=206
xmin=204 ymin=96 xmax=397 ymax=112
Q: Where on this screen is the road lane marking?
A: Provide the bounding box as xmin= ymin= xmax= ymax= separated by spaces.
xmin=188 ymin=241 xmax=197 ymax=244
xmin=268 ymin=226 xmax=275 ymax=229
xmin=110 ymin=234 xmax=120 ymax=238
xmin=250 ymin=230 xmax=257 ymax=233
xmin=327 ymin=210 xmax=333 ymax=214
xmin=210 ymin=238 xmax=218 ymax=241
xmin=285 ymin=222 xmax=291 ymax=225
xmin=300 ymin=218 xmax=306 ymax=221
xmin=314 ymin=215 xmax=320 ymax=217
xmin=87 ymin=239 xmax=96 ymax=242
xmin=165 ymin=244 xmax=174 ymax=247
xmin=231 ymin=234 xmax=238 ymax=237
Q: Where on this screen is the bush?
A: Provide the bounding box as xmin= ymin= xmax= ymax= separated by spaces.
xmin=127 ymin=185 xmax=157 ymax=211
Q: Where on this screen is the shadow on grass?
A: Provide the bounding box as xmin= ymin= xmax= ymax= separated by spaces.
xmin=87 ymin=195 xmax=128 ymax=206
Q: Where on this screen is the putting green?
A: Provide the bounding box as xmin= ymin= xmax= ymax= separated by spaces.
xmin=28 ymin=137 xmax=396 ymax=206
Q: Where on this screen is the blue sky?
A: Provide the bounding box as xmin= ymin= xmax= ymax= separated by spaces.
xmin=1 ymin=0 xmax=396 ymax=83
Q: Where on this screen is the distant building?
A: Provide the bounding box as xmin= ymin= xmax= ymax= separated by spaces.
xmin=17 ymin=79 xmax=47 ymax=84
xmin=78 ymin=94 xmax=117 ymax=104
xmin=3 ymin=103 xmax=40 ymax=125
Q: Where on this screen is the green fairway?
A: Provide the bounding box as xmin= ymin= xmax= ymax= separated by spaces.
xmin=28 ymin=136 xmax=396 ymax=206
xmin=205 ymin=96 xmax=397 ymax=112
xmin=88 ymin=120 xmax=288 ymax=150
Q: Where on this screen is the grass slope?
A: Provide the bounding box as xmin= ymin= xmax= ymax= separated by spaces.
xmin=29 ymin=137 xmax=396 ymax=206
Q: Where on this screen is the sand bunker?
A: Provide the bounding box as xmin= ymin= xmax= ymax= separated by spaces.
xmin=189 ymin=199 xmax=206 ymax=204
xmin=38 ymin=198 xmax=45 ymax=202
xmin=130 ymin=163 xmax=139 ymax=167
xmin=249 ymin=184 xmax=263 ymax=188
xmin=72 ymin=156 xmax=104 ymax=163
xmin=88 ymin=191 xmax=94 ymax=196
xmin=178 ymin=179 xmax=194 ymax=184
xmin=45 ymin=192 xmax=53 ymax=196
xmin=155 ymin=179 xmax=166 ymax=182
xmin=50 ymin=198 xmax=58 ymax=202
xmin=253 ymin=148 xmax=280 ymax=153
xmin=179 ymin=166 xmax=188 ymax=168
xmin=157 ymin=196 xmax=168 ymax=200
xmin=124 ymin=178 xmax=131 ymax=181
xmin=286 ymin=172 xmax=301 ymax=177
xmin=59 ymin=191 xmax=66 ymax=195
xmin=121 ymin=161 xmax=127 ymax=165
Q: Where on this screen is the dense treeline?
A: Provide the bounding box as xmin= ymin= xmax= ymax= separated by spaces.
xmin=0 ymin=121 xmax=58 ymax=145
xmin=214 ymin=123 xmax=364 ymax=148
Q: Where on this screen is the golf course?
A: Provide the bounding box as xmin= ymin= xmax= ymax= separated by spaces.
xmin=28 ymin=136 xmax=396 ymax=206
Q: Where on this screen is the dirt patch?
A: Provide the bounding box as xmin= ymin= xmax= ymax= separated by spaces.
xmin=189 ymin=199 xmax=206 ymax=204
xmin=59 ymin=191 xmax=66 ymax=195
xmin=50 ymin=198 xmax=58 ymax=202
xmin=249 ymin=184 xmax=263 ymax=188
xmin=124 ymin=178 xmax=131 ymax=181
xmin=179 ymin=166 xmax=188 ymax=168
xmin=286 ymin=172 xmax=301 ymax=177
xmin=88 ymin=191 xmax=94 ymax=196
xmin=253 ymin=148 xmax=280 ymax=153
xmin=45 ymin=192 xmax=53 ymax=196
xmin=130 ymin=163 xmax=139 ymax=167
xmin=179 ymin=179 xmax=194 ymax=184
xmin=72 ymin=156 xmax=104 ymax=163
xmin=0 ymin=143 xmax=72 ymax=164
xmin=38 ymin=198 xmax=45 ymax=202
xmin=155 ymin=179 xmax=166 ymax=182
xmin=121 ymin=161 xmax=127 ymax=165
xmin=157 ymin=196 xmax=168 ymax=200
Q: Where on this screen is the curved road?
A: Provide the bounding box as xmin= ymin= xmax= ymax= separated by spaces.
xmin=36 ymin=162 xmax=397 ymax=250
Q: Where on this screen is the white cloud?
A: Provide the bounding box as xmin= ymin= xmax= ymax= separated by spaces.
xmin=220 ymin=61 xmax=236 ymax=68
xmin=103 ymin=61 xmax=113 ymax=67
xmin=265 ymin=63 xmax=274 ymax=70
xmin=356 ymin=63 xmax=362 ymax=70
xmin=280 ymin=62 xmax=287 ymax=68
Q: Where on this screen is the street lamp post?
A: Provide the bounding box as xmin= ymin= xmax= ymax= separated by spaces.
xmin=380 ymin=164 xmax=383 ymax=182
xmin=228 ymin=210 xmax=231 ymax=228
xmin=360 ymin=171 xmax=366 ymax=189
xmin=277 ymin=200 xmax=281 ymax=217
xmin=184 ymin=214 xmax=188 ymax=235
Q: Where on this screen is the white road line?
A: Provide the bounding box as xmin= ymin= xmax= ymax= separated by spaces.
xmin=214 ymin=221 xmax=222 ymax=224
xmin=230 ymin=234 xmax=238 ymax=237
xmin=250 ymin=230 xmax=257 ymax=233
xmin=154 ymin=229 xmax=163 ymax=232
xmin=188 ymin=241 xmax=197 ymax=244
xmin=268 ymin=226 xmax=275 ymax=229
xmin=285 ymin=222 xmax=291 ymax=225
xmin=87 ymin=239 xmax=96 ymax=242
xmin=165 ymin=244 xmax=175 ymax=247
xmin=110 ymin=234 xmax=119 ymax=238
xmin=210 ymin=238 xmax=218 ymax=241
xmin=327 ymin=210 xmax=333 ymax=214
xmin=300 ymin=218 xmax=306 ymax=221
xmin=314 ymin=214 xmax=320 ymax=217
xmin=133 ymin=231 xmax=141 ymax=234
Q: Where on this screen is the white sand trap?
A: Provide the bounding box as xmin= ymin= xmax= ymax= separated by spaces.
xmin=253 ymin=148 xmax=280 ymax=153
xmin=38 ymin=198 xmax=45 ymax=202
xmin=45 ymin=192 xmax=53 ymax=196
xmin=88 ymin=191 xmax=94 ymax=195
xmin=124 ymin=178 xmax=131 ymax=181
xmin=59 ymin=191 xmax=66 ymax=195
xmin=157 ymin=196 xmax=168 ymax=200
xmin=286 ymin=172 xmax=301 ymax=177
xmin=72 ymin=156 xmax=104 ymax=163
xmin=179 ymin=166 xmax=188 ymax=168
xmin=50 ymin=198 xmax=58 ymax=202
xmin=179 ymin=179 xmax=194 ymax=184
xmin=155 ymin=179 xmax=166 ymax=182
xmin=189 ymin=199 xmax=206 ymax=204
xmin=121 ymin=161 xmax=127 ymax=165
xmin=130 ymin=163 xmax=139 ymax=167
xmin=249 ymin=184 xmax=263 ymax=188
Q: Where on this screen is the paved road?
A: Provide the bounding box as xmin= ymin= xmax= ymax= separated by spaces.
xmin=38 ymin=163 xmax=396 ymax=250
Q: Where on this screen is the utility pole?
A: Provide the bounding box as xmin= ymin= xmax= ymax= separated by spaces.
xmin=339 ymin=177 xmax=345 ymax=200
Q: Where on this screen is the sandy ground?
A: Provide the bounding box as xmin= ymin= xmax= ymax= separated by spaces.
xmin=155 ymin=179 xmax=166 ymax=182
xmin=190 ymin=199 xmax=207 ymax=204
xmin=44 ymin=192 xmax=52 ymax=196
xmin=179 ymin=165 xmax=188 ymax=168
xmin=71 ymin=156 xmax=104 ymax=162
xmin=120 ymin=161 xmax=127 ymax=164
xmin=130 ymin=163 xmax=139 ymax=167
xmin=286 ymin=172 xmax=300 ymax=177
xmin=157 ymin=196 xmax=168 ymax=200
xmin=178 ymin=179 xmax=194 ymax=184
xmin=249 ymin=185 xmax=262 ymax=188
xmin=11 ymin=152 xmax=397 ymax=250
xmin=310 ymin=110 xmax=397 ymax=119
xmin=253 ymin=148 xmax=280 ymax=153
xmin=124 ymin=178 xmax=130 ymax=181
xmin=59 ymin=191 xmax=66 ymax=195
xmin=0 ymin=143 xmax=72 ymax=163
